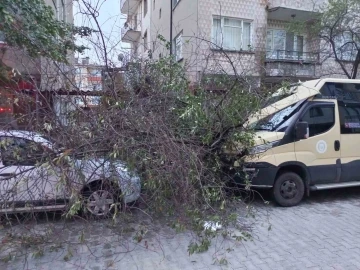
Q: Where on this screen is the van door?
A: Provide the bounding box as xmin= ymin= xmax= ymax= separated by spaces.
xmin=295 ymin=101 xmax=341 ymax=184
xmin=338 ymin=101 xmax=360 ymax=182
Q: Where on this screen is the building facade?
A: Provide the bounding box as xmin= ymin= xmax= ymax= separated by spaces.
xmin=121 ymin=0 xmax=358 ymax=86
xmin=0 ymin=0 xmax=74 ymax=91
xmin=0 ymin=0 xmax=74 ymax=128
xmin=74 ymin=58 xmax=104 ymax=92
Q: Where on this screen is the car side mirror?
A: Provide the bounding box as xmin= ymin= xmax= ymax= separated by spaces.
xmin=296 ymin=121 xmax=309 ymax=140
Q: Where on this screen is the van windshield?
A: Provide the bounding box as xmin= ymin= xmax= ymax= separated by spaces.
xmin=252 ymin=99 xmax=305 ymax=132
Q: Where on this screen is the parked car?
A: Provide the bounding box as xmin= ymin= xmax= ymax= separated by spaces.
xmin=0 ymin=130 xmax=141 ymax=217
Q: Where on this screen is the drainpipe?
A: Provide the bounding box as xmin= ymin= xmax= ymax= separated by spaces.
xmin=170 ymin=0 xmax=173 ymax=55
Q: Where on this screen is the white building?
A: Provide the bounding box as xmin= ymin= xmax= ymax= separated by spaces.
xmin=120 ymin=0 xmax=358 ymax=86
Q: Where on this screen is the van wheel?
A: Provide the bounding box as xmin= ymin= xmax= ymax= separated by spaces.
xmin=273 ymin=172 xmax=304 ymax=207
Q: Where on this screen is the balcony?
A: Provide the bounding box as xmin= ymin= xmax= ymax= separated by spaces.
xmin=265 ymin=50 xmax=319 ymax=63
xmin=267 ymin=0 xmax=322 ymax=22
xmin=265 ymin=62 xmax=316 ymax=78
xmin=121 ymin=18 xmax=141 ymax=43
xmin=121 ymin=0 xmax=141 ymax=15
xmin=264 ymin=50 xmax=319 ymax=79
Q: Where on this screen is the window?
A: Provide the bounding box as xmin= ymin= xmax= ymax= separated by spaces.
xmin=159 ymin=8 xmax=162 ymax=19
xmin=301 ymin=106 xmax=335 ymax=137
xmin=144 ymin=0 xmax=148 ymax=17
xmin=319 ymin=82 xmax=360 ymax=101
xmin=56 ymin=0 xmax=66 ymax=22
xmin=266 ymin=29 xmax=304 ymax=60
xmin=153 ymin=0 xmax=155 ymax=10
xmin=89 ymin=69 xmax=101 ymax=76
xmin=212 ymin=17 xmax=251 ymax=51
xmin=173 ymin=33 xmax=183 ymax=61
xmin=0 ymin=137 xmax=51 ymax=166
xmin=133 ymin=44 xmax=139 ymax=57
xmin=134 ymin=14 xmax=138 ymax=29
xmin=172 ymin=0 xmax=180 ymax=8
xmin=143 ymin=31 xmax=148 ymax=51
xmin=0 ymin=31 xmax=5 ymax=43
xmin=335 ymin=32 xmax=358 ymax=61
xmin=338 ymin=102 xmax=360 ymax=134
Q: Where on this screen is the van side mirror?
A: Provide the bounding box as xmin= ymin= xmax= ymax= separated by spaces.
xmin=296 ymin=121 xmax=309 ymax=140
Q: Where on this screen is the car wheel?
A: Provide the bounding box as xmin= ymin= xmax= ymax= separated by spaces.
xmin=83 ymin=183 xmax=120 ymax=218
xmin=273 ymin=172 xmax=304 ymax=207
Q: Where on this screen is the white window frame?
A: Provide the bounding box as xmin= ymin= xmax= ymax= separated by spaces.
xmin=0 ymin=31 xmax=5 ymax=43
xmin=144 ymin=0 xmax=148 ymax=17
xmin=172 ymin=0 xmax=181 ymax=9
xmin=266 ymin=28 xmax=306 ymax=60
xmin=56 ymin=0 xmax=66 ymax=22
xmin=174 ymin=32 xmax=183 ymax=61
xmin=335 ymin=31 xmax=358 ymax=61
xmin=143 ymin=30 xmax=148 ymax=51
xmin=211 ymin=16 xmax=252 ymax=51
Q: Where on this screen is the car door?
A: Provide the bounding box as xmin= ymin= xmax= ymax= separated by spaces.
xmin=0 ymin=136 xmax=67 ymax=206
xmin=0 ymin=154 xmax=19 ymax=207
xmin=294 ymin=101 xmax=341 ymax=184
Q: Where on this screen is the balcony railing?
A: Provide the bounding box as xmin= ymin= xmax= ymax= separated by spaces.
xmin=266 ymin=50 xmax=319 ymax=62
xmin=265 ymin=62 xmax=317 ymax=78
xmin=121 ymin=17 xmax=141 ymax=43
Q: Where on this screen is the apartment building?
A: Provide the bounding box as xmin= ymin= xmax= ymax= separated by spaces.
xmin=0 ymin=0 xmax=74 ymax=91
xmin=121 ymin=0 xmax=360 ymax=86
xmin=0 ymin=0 xmax=74 ymax=128
xmin=74 ymin=57 xmax=104 ymax=92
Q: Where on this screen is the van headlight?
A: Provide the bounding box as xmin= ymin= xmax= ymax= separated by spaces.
xmin=248 ymin=140 xmax=280 ymax=155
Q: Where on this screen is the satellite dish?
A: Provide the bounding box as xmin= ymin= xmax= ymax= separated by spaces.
xmin=118 ymin=53 xmax=124 ymax=62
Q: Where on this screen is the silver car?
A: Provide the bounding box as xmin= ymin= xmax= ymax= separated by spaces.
xmin=0 ymin=130 xmax=141 ymax=217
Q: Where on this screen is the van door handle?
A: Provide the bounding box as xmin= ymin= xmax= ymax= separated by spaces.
xmin=334 ymin=140 xmax=340 ymax=151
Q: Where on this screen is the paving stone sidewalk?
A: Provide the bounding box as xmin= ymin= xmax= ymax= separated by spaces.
xmin=1 ymin=188 xmax=360 ymax=270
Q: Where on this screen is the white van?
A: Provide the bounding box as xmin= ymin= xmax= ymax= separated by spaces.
xmin=229 ymin=78 xmax=360 ymax=207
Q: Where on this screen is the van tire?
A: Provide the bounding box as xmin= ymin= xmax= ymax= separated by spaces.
xmin=273 ymin=172 xmax=304 ymax=207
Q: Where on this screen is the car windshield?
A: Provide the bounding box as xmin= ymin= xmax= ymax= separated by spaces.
xmin=252 ymin=99 xmax=305 ymax=132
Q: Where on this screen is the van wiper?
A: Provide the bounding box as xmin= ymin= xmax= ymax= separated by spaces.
xmin=254 ymin=124 xmax=273 ymax=131
xmin=254 ymin=127 xmax=271 ymax=131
